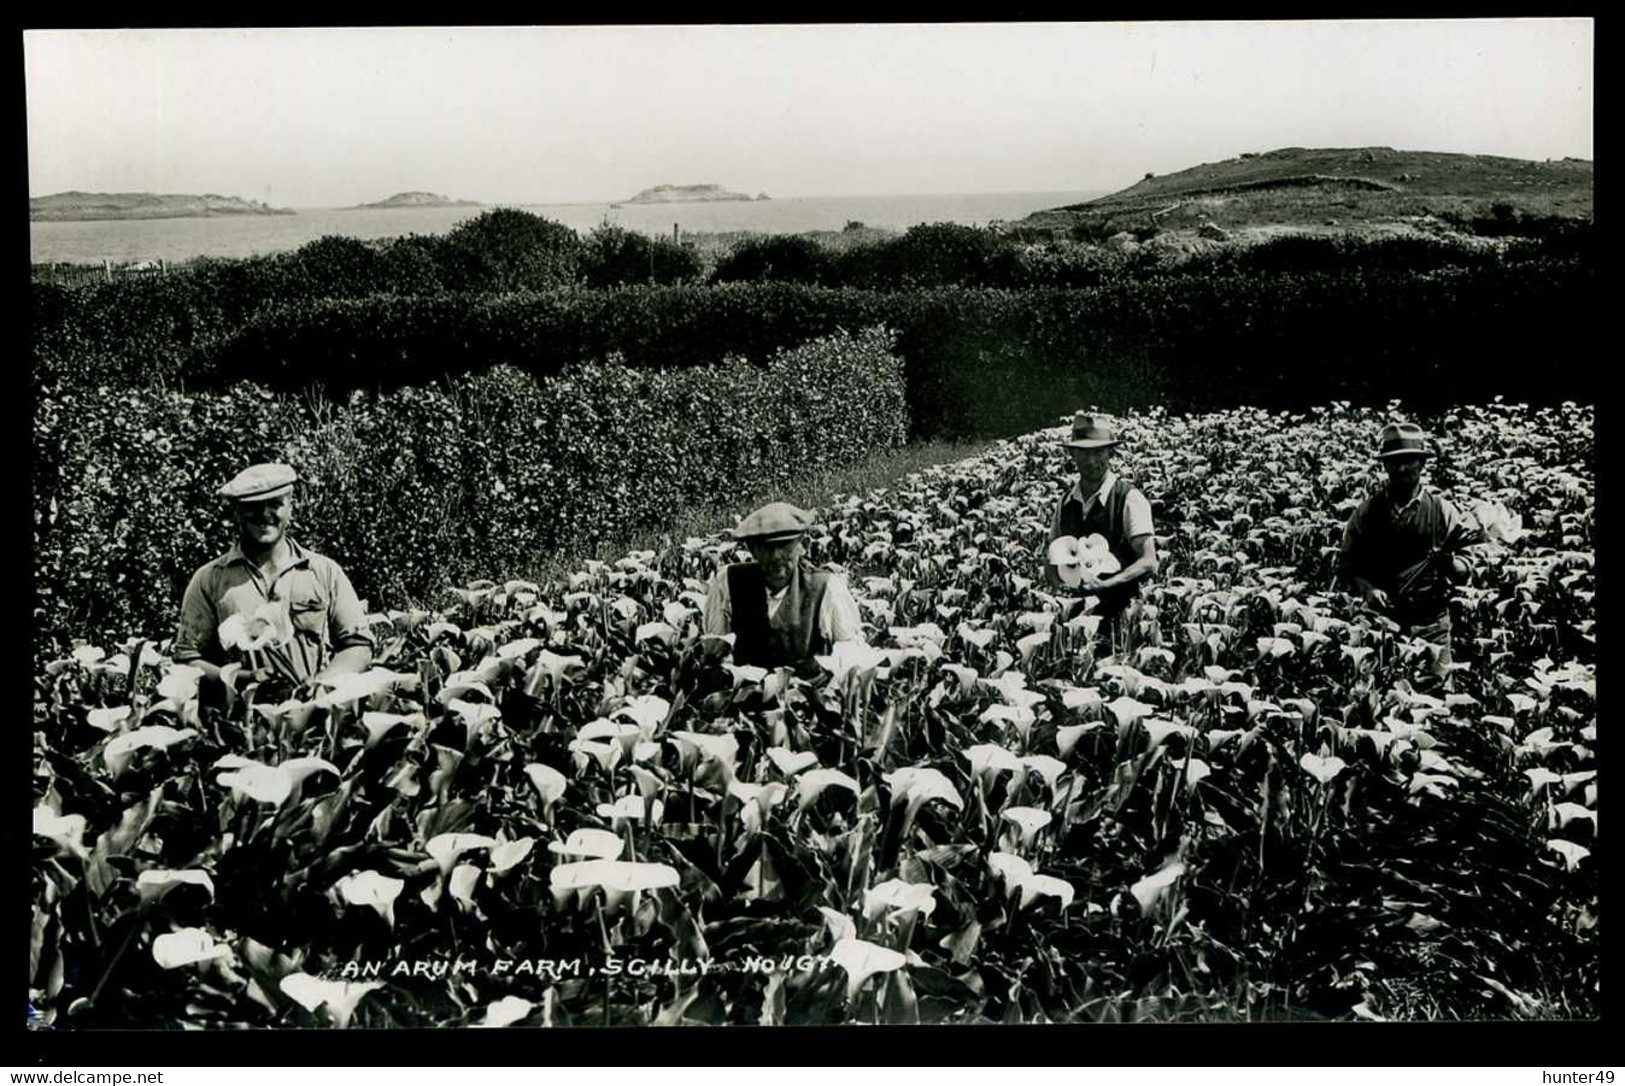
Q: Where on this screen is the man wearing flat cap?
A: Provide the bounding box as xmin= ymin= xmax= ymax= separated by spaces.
xmin=702 ymin=501 xmax=864 ymax=672
xmin=1044 ymin=412 xmax=1160 ymax=642
xmin=1337 ymin=422 xmax=1481 ymax=663
xmin=172 ymin=463 xmax=374 ymax=686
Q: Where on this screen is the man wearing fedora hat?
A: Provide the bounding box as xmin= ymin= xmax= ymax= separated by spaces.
xmin=172 ymin=462 xmax=374 ymax=686
xmin=1045 ymin=412 xmax=1160 ymax=637
xmin=1337 ymin=422 xmax=1480 ymax=662
xmin=702 ymin=501 xmax=864 ymax=672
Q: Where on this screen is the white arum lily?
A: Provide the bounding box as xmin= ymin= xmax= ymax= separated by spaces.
xmin=106 ymin=725 xmax=197 ymax=779
xmin=1106 ymin=697 xmax=1156 ymax=730
xmin=766 ymin=747 xmax=819 ymax=776
xmin=1183 ymin=759 xmax=1212 ymax=791
xmin=818 ymin=906 xmax=857 ymax=944
xmin=438 ymin=672 xmax=494 ymax=704
xmin=1409 ymin=773 xmax=1457 ymax=799
xmin=1130 ymin=862 xmax=1187 ymax=916
xmin=1048 ymin=534 xmax=1120 ymax=587
xmin=32 ymin=807 xmax=89 ymax=858
xmin=1001 ymin=807 xmax=1053 ymax=849
xmin=729 ymin=781 xmax=789 ymax=834
xmin=1299 ymin=753 xmax=1347 ymax=785
xmin=1055 ymin=723 xmax=1102 ymax=759
xmin=549 ymin=859 xmax=681 ymax=912
xmin=360 ymin=711 xmax=425 ymax=749
xmin=136 ymin=869 xmax=216 ymax=905
xmin=724 ymin=663 xmax=770 ymax=688
xmin=489 ymin=837 xmax=536 ymax=874
xmin=155 ymin=665 xmax=205 ymax=703
xmin=1016 ymin=631 xmax=1050 ymax=664
xmin=72 ymin=644 xmax=106 ymax=667
xmin=449 ymin=864 xmax=482 ymax=913
xmin=86 ymin=706 xmax=132 ymax=733
xmin=1022 ymin=755 xmax=1068 ymax=794
xmin=1017 ymin=874 xmax=1076 ymax=911
xmin=635 ymin=621 xmax=679 ymax=647
xmin=816 ymin=639 xmax=888 ymax=688
xmin=979 ymin=704 xmax=1038 ymax=740
xmin=152 ymin=928 xmax=232 ymax=970
xmin=477 ymin=996 xmax=535 ymax=1028
xmin=1547 ymin=840 xmax=1589 ymax=871
xmin=448 ymin=699 xmax=503 ymax=744
xmin=614 ymin=695 xmax=671 ymax=736
xmin=578 ymin=719 xmax=643 ymax=756
xmin=627 ymin=765 xmax=667 ymax=801
xmin=829 ymin=937 xmax=908 ymax=1004
xmin=1524 ymin=767 xmax=1562 ymax=795
xmin=864 ymin=878 xmax=937 ymax=922
xmin=524 ymin=650 xmax=587 ymax=696
xmin=796 ymin=768 xmax=861 ymax=813
xmin=495 ymin=637 xmax=543 ymax=661
xmin=426 ymin=832 xmax=498 ymax=875
xmin=569 ymin=737 xmax=622 ymax=775
xmin=669 ymin=731 xmax=739 ymax=780
xmin=524 ymin=763 xmax=568 ymax=813
xmin=218 ymin=602 xmax=292 ymax=652
xmin=1061 ymin=686 xmax=1104 ymax=713
xmin=891 ymin=623 xmax=947 ymax=650
xmin=214 ymin=755 xmax=338 ymax=806
xmin=1549 ymin=803 xmax=1596 ymax=833
xmin=962 ymin=743 xmax=1023 ymax=781
xmin=279 ymin=973 xmax=385 ymax=1029
xmin=334 ymin=871 xmax=405 ymax=927
xmin=958 ymin=624 xmax=997 ymax=651
xmin=597 ymin=794 xmax=665 ymax=825
xmin=987 ymin=851 xmax=1035 ymax=898
xmin=547 ymin=828 xmax=624 ymax=861
xmin=1139 ymin=718 xmax=1197 ymax=749
xmin=885 ymin=767 xmax=965 ymax=827
xmin=317 ymin=669 xmax=417 ymax=709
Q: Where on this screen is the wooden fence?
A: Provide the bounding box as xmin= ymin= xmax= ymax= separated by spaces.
xmin=32 ymin=260 xmax=171 ymax=290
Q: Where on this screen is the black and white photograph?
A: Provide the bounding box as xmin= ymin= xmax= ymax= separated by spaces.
xmin=26 ymin=21 xmax=1596 ymax=1039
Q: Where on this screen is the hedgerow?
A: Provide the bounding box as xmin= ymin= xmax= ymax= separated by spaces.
xmin=32 ymin=328 xmax=908 ymax=654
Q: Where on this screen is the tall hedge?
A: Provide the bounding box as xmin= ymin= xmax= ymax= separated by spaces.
xmin=32 ymin=328 xmax=907 ymax=652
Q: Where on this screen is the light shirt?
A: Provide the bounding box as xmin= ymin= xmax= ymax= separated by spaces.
xmin=1059 ymin=469 xmax=1155 ymax=538
xmin=702 ymin=566 xmax=866 ymax=643
xmin=173 ymin=538 xmax=374 ymax=680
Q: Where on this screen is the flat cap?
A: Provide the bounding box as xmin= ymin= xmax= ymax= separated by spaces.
xmin=218 ymin=462 xmax=298 ymax=503
xmin=730 ymin=501 xmax=814 ymax=543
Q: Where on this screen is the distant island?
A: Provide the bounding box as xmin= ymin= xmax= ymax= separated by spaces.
xmin=350 ymin=191 xmax=483 ymax=210
xmin=29 ymin=191 xmax=296 ymax=222
xmin=625 ymin=184 xmax=768 ymax=205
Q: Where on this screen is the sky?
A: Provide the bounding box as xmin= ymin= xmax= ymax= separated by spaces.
xmin=24 ymin=21 xmax=1594 ymax=208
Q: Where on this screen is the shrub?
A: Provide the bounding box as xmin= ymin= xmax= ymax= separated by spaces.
xmin=440 ymin=207 xmax=583 ymax=291
xmin=578 ymin=224 xmax=703 ymax=287
xmin=33 ymin=328 xmax=908 ymax=651
xmin=711 ymin=234 xmax=833 ymax=285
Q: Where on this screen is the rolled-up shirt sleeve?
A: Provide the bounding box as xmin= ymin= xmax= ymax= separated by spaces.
xmin=323 ymin=561 xmax=375 ymax=651
xmin=1125 ymin=489 xmax=1154 ymax=538
xmin=702 ymin=568 xmax=732 ymax=636
xmin=820 ymin=574 xmax=866 ymax=643
xmin=172 ymin=568 xmax=218 ymax=663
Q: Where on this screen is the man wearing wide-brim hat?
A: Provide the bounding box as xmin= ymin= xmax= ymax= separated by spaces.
xmin=1336 ymin=422 xmax=1482 ymax=665
xmin=702 ymin=501 xmax=864 ymax=672
xmin=172 ymin=463 xmax=374 ymax=686
xmin=1045 ymin=412 xmax=1161 ymax=638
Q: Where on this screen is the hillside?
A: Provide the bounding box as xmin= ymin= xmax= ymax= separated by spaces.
xmin=1018 ymin=147 xmax=1592 ymax=245
xmin=351 ymin=191 xmax=482 ymax=210
xmin=626 ymin=183 xmax=765 ymax=204
xmin=29 ymin=191 xmax=295 ymax=222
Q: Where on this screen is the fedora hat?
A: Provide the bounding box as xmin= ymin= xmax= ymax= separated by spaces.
xmin=729 ymin=502 xmax=814 ymax=544
xmin=1375 ymin=422 xmax=1433 ymax=460
xmin=1063 ymin=412 xmax=1120 ymax=450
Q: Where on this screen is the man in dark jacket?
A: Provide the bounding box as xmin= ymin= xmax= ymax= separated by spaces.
xmin=1337 ymin=421 xmax=1480 ymax=667
xmin=702 ymin=502 xmax=864 ymax=673
xmin=1044 ymin=412 xmax=1160 ymax=646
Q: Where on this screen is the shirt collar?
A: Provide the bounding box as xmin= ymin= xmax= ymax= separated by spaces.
xmin=1066 ymin=469 xmax=1117 ymax=511
xmin=216 ymin=537 xmax=310 ymax=572
xmin=1388 ymin=485 xmax=1425 ymax=512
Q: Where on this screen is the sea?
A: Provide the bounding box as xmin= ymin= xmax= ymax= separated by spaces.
xmin=29 ymin=190 xmax=1105 ymax=265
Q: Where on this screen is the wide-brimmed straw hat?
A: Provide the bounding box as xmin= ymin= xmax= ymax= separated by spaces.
xmin=1062 ymin=412 xmax=1121 ymax=450
xmin=1375 ymin=422 xmax=1433 ymax=460
xmin=729 ymin=502 xmax=815 ymax=544
xmin=218 ymin=463 xmax=298 ymax=503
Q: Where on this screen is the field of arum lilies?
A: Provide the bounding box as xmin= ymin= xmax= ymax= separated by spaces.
xmin=32 ymin=400 xmax=1596 ymax=1028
